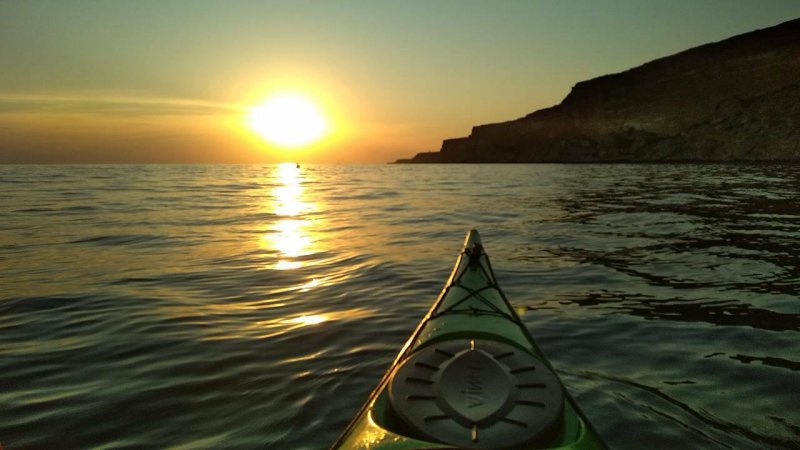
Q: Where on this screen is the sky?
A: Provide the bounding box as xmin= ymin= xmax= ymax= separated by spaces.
xmin=1 ymin=0 xmax=799 ymax=164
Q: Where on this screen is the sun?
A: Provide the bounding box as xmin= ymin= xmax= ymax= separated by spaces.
xmin=248 ymin=93 xmax=328 ymax=148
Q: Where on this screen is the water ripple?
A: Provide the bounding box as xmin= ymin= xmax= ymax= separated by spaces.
xmin=1 ymin=163 xmax=798 ymax=449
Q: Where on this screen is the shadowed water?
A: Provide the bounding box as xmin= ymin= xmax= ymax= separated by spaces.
xmin=1 ymin=163 xmax=798 ymax=449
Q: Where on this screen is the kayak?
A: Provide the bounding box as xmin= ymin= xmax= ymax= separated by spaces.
xmin=332 ymin=230 xmax=607 ymax=449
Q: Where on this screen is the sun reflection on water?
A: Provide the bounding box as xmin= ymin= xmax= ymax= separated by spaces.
xmin=286 ymin=314 xmax=329 ymax=326
xmin=300 ymin=278 xmax=320 ymax=292
xmin=265 ymin=163 xmax=319 ymax=269
xmin=273 ymin=219 xmax=312 ymax=257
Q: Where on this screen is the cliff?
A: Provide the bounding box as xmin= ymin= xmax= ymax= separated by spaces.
xmin=398 ymin=18 xmax=800 ymax=163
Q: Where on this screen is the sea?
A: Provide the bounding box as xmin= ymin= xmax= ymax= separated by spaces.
xmin=1 ymin=163 xmax=798 ymax=450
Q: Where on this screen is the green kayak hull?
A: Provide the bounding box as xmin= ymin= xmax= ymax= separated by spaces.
xmin=332 ymin=230 xmax=607 ymax=450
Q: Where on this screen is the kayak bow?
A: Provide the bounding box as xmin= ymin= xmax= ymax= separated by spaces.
xmin=332 ymin=230 xmax=606 ymax=449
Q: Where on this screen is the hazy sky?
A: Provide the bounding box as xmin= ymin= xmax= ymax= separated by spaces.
xmin=2 ymin=1 xmax=799 ymax=163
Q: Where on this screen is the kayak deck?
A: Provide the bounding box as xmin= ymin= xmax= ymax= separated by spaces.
xmin=333 ymin=230 xmax=606 ymax=449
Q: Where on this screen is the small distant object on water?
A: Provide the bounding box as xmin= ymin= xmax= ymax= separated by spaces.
xmin=296 ymin=163 xmax=300 ymax=169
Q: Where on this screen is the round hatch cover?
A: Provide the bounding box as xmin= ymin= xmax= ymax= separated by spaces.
xmin=388 ymin=339 xmax=564 ymax=449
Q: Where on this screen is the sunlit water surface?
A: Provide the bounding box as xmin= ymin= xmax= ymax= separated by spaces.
xmin=1 ymin=164 xmax=799 ymax=449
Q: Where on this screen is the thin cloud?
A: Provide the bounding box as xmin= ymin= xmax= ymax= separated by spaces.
xmin=0 ymin=92 xmax=243 ymax=117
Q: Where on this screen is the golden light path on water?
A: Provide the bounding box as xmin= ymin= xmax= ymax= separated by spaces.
xmin=264 ymin=162 xmax=317 ymax=271
xmin=187 ymin=164 xmax=379 ymax=343
xmin=256 ymin=163 xmax=370 ymax=336
xmin=192 ymin=163 xmax=376 ymax=342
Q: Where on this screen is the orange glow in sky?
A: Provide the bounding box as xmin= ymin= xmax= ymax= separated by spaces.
xmin=1 ymin=2 xmax=797 ymax=163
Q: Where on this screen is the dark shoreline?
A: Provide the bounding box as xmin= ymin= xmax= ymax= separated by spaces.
xmin=391 ymin=160 xmax=800 ymax=165
xmin=394 ymin=18 xmax=800 ymax=165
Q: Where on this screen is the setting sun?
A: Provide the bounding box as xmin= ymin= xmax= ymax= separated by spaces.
xmin=248 ymin=94 xmax=328 ymax=148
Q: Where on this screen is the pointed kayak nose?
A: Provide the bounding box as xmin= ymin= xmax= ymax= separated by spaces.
xmin=332 ymin=230 xmax=607 ymax=450
xmin=463 ymin=229 xmax=482 ymax=252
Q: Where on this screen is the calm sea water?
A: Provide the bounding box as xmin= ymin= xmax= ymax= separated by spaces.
xmin=1 ymin=163 xmax=798 ymax=449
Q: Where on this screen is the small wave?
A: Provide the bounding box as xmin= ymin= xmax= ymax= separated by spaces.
xmin=212 ymin=182 xmax=265 ymax=190
xmin=109 ymin=276 xmax=161 ymax=285
xmin=59 ymin=191 xmax=93 ymax=198
xmin=551 ymin=291 xmax=800 ymax=332
xmin=61 ymin=205 xmax=98 ymax=212
xmin=571 ymin=369 xmax=800 ymax=449
xmin=730 ymin=354 xmax=800 ymax=372
xmin=13 ymin=207 xmax=56 ymax=213
xmin=189 ymin=211 xmax=278 ymax=226
xmin=0 ymin=294 xmax=112 ymax=315
xmin=68 ymin=234 xmax=176 ymax=247
xmin=329 ymin=190 xmax=400 ymax=201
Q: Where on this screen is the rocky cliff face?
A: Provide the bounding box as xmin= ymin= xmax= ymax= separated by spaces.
xmin=399 ymin=18 xmax=800 ymax=163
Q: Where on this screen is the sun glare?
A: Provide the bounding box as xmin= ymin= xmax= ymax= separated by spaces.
xmin=248 ymin=94 xmax=327 ymax=148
